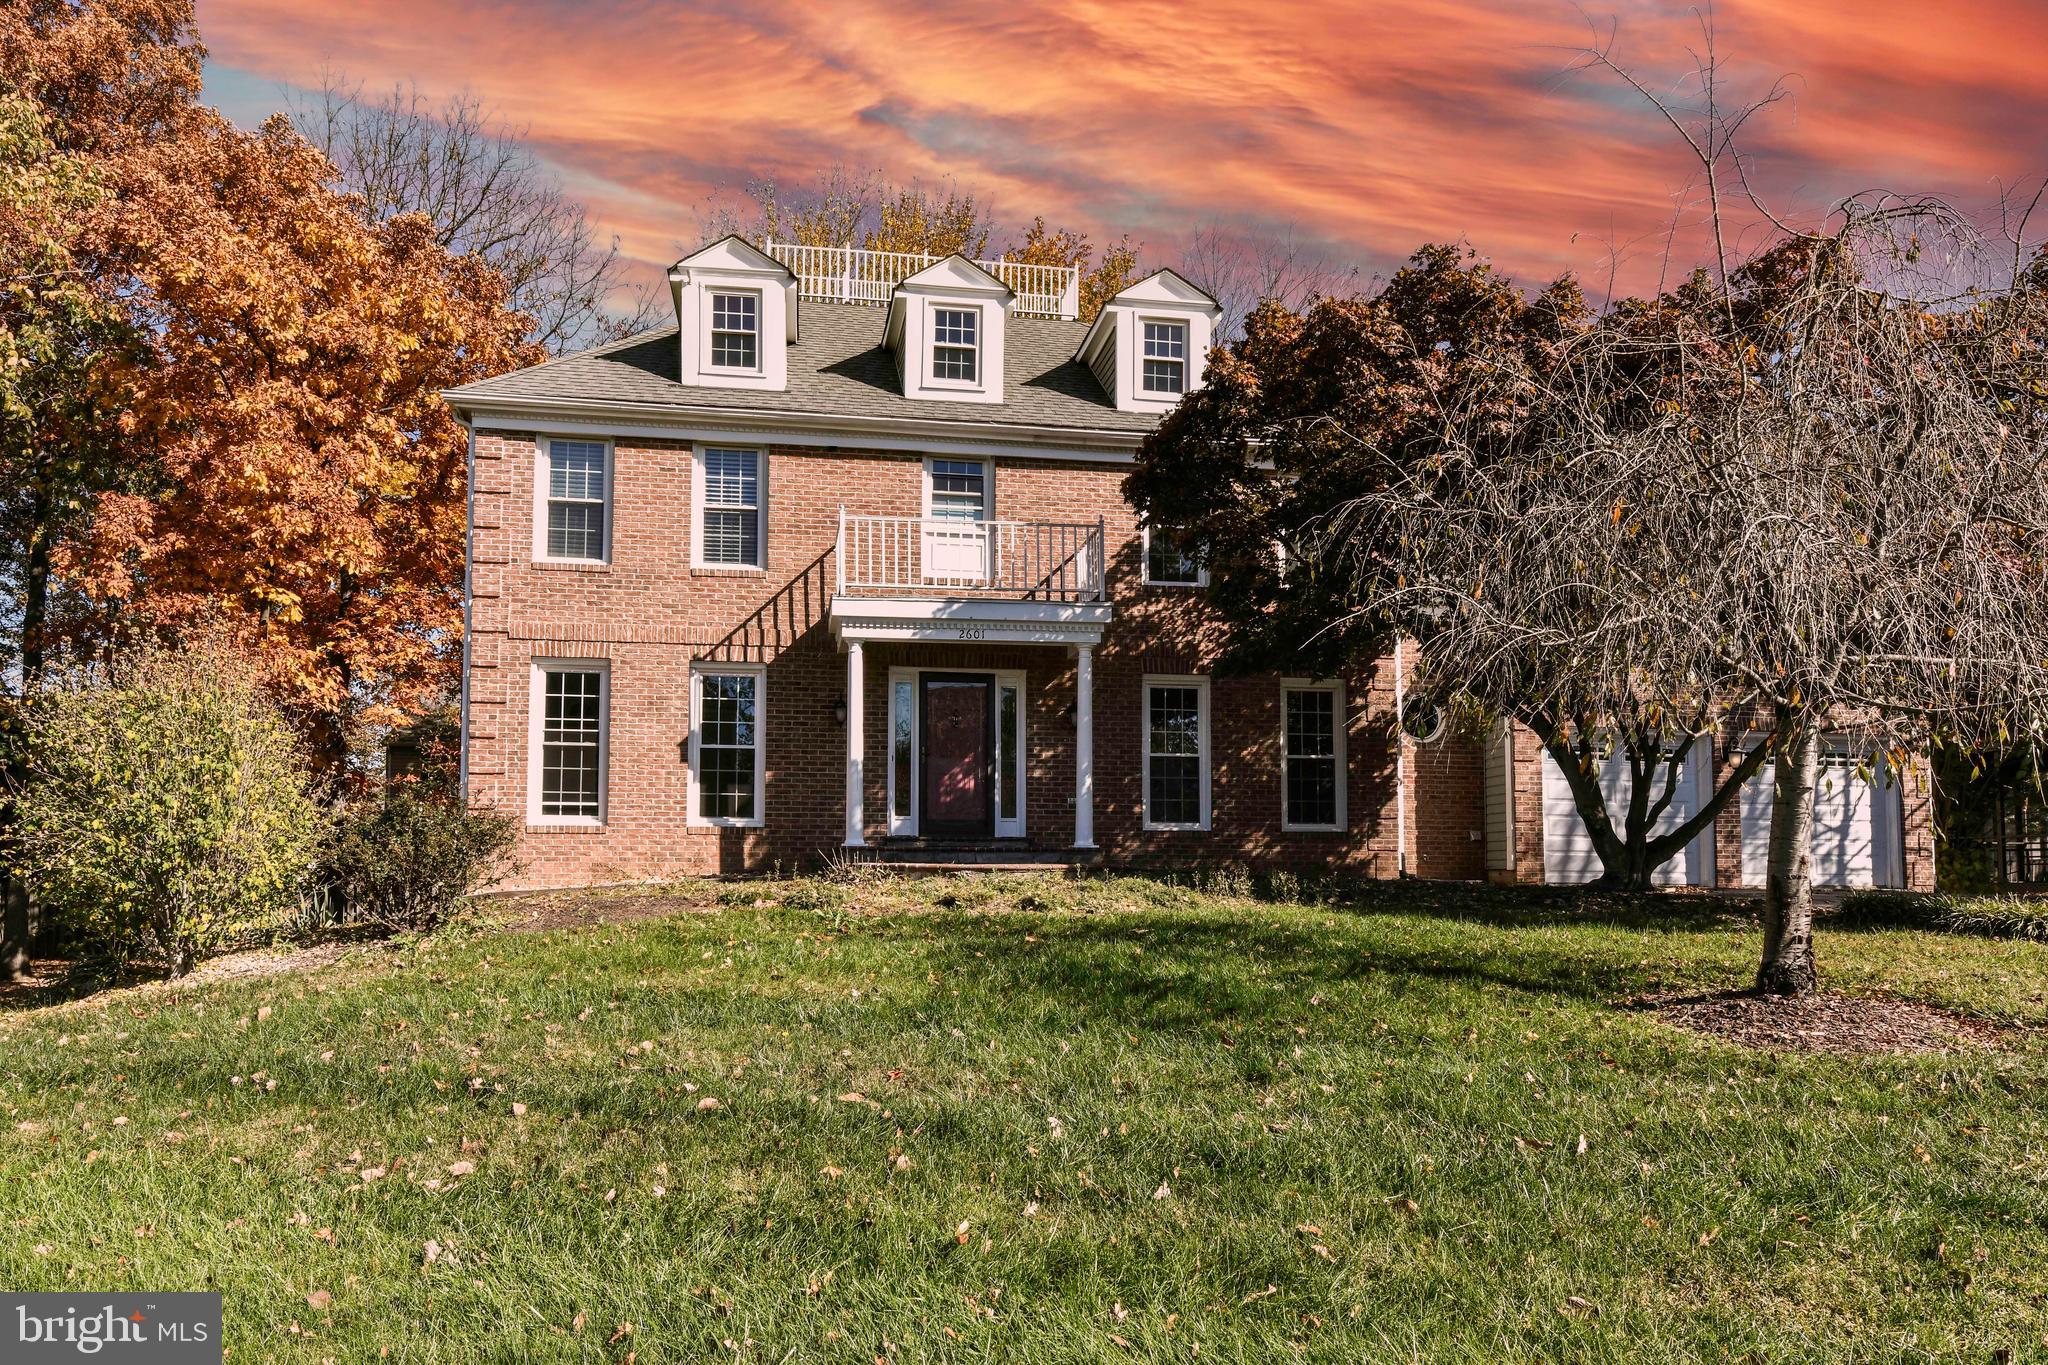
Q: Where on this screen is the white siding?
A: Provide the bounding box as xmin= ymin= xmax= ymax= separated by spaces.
xmin=1738 ymin=747 xmax=1905 ymax=888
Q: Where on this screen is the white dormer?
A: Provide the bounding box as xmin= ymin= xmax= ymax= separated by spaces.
xmin=883 ymin=256 xmax=1012 ymax=404
xmin=669 ymin=236 xmax=797 ymax=391
xmin=1075 ymin=269 xmax=1221 ymax=413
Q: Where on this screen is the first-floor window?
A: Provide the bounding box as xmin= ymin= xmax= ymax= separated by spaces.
xmin=535 ymin=662 xmax=607 ymax=821
xmin=1283 ymin=684 xmax=1343 ymax=829
xmin=1144 ymin=676 xmax=1210 ymax=830
xmin=691 ymin=666 xmax=764 ymax=825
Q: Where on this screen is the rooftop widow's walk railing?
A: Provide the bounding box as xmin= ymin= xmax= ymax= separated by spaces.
xmin=836 ymin=512 xmax=1106 ymax=602
xmin=765 ymin=242 xmax=1081 ymax=320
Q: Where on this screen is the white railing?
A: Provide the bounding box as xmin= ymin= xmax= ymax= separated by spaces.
xmin=765 ymin=241 xmax=1081 ymax=320
xmin=837 ymin=512 xmax=1106 ymax=601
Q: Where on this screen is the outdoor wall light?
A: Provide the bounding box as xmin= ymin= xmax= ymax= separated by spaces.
xmin=833 ymin=693 xmax=848 ymax=725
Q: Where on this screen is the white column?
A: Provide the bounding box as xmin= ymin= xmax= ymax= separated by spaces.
xmin=1074 ymin=644 xmax=1096 ymax=849
xmin=844 ymin=640 xmax=866 ymax=847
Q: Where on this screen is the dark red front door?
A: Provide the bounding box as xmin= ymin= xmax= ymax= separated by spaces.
xmin=922 ymin=674 xmax=994 ymax=838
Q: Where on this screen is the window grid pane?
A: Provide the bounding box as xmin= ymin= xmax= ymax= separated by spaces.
xmin=700 ymin=448 xmax=761 ymax=565
xmin=1285 ymin=690 xmax=1339 ymax=827
xmin=710 ymin=293 xmax=758 ymax=369
xmin=1147 ymin=528 xmax=1202 ymax=584
xmin=697 ymin=673 xmax=759 ymax=822
xmin=540 ymin=669 xmax=604 ymax=818
xmin=546 ymin=441 xmax=607 ymax=561
xmin=928 ymin=459 xmax=987 ymax=521
xmin=1147 ymin=685 xmax=1204 ymax=826
xmin=997 ymin=684 xmax=1019 ymax=823
xmin=932 ymin=308 xmax=978 ymax=382
xmin=892 ymin=680 xmax=915 ymax=823
xmin=1142 ymin=323 xmax=1187 ymax=394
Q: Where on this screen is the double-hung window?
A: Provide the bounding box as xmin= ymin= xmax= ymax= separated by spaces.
xmin=541 ymin=439 xmax=608 ymax=562
xmin=926 ymin=458 xmax=989 ymax=521
xmin=532 ymin=662 xmax=607 ymax=823
xmin=696 ymin=446 xmax=763 ymax=568
xmin=931 ymin=307 xmax=979 ymax=382
xmin=689 ymin=665 xmax=764 ymax=826
xmin=1143 ymin=676 xmax=1211 ymax=830
xmin=1143 ymin=523 xmax=1206 ymax=587
xmin=709 ymin=291 xmax=759 ymax=370
xmin=1282 ymin=683 xmax=1344 ymax=830
xmin=1142 ymin=320 xmax=1188 ymax=394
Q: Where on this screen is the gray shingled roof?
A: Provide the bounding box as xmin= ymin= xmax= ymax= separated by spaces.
xmin=443 ymin=300 xmax=1160 ymax=435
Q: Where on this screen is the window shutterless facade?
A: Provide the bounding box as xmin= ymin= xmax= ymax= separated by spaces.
xmin=925 ymin=458 xmax=990 ymax=520
xmin=1143 ymin=675 xmax=1211 ymax=830
xmin=537 ymin=439 xmax=609 ymax=562
xmin=1282 ymin=682 xmax=1345 ymax=830
xmin=931 ymin=307 xmax=979 ymax=382
xmin=695 ymin=445 xmax=764 ymax=568
xmin=1142 ymin=320 xmax=1188 ymax=394
xmin=530 ymin=661 xmax=608 ymax=824
xmin=688 ymin=665 xmax=764 ymax=826
xmin=1142 ymin=523 xmax=1207 ymax=586
xmin=708 ymin=290 xmax=759 ymax=370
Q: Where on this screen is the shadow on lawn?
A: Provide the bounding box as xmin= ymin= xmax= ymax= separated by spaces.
xmin=914 ymin=899 xmax=1670 ymax=1038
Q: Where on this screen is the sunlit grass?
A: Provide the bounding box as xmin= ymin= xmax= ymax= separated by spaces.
xmin=2 ymin=875 xmax=2042 ymax=1362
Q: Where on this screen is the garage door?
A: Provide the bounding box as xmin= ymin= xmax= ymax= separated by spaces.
xmin=1738 ymin=748 xmax=1904 ymax=888
xmin=1542 ymin=739 xmax=1713 ymax=886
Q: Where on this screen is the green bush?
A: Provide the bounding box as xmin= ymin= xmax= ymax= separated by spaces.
xmin=1836 ymin=889 xmax=2048 ymax=941
xmin=12 ymin=645 xmax=325 ymax=977
xmin=324 ymin=793 xmax=519 ymax=933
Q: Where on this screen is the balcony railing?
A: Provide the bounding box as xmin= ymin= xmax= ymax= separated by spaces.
xmin=836 ymin=512 xmax=1106 ymax=602
xmin=764 ymin=241 xmax=1081 ymax=320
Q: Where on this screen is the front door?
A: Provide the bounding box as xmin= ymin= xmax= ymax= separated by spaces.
xmin=921 ymin=673 xmax=994 ymax=838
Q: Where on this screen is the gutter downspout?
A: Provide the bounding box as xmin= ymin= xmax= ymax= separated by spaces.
xmin=1393 ymin=636 xmax=1408 ymax=877
xmin=459 ymin=417 xmax=475 ymax=804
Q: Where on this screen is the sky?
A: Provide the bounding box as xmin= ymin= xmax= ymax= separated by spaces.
xmin=195 ymin=0 xmax=2048 ymax=305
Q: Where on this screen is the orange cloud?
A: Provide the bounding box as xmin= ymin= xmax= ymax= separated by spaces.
xmin=194 ymin=0 xmax=2048 ymax=301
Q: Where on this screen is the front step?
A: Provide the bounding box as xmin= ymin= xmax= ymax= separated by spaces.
xmin=851 ymin=841 xmax=1097 ymax=873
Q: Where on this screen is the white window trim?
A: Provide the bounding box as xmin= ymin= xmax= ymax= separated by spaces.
xmin=921 ymin=455 xmax=994 ymax=520
xmin=686 ymin=662 xmax=767 ymax=828
xmin=1141 ymin=523 xmax=1208 ymax=587
xmin=692 ymin=443 xmax=767 ymax=570
xmin=1139 ymin=315 xmax=1190 ymax=397
xmin=701 ymin=286 xmax=764 ymax=377
xmin=1141 ymin=673 xmax=1212 ymax=832
xmin=885 ymin=667 xmax=1027 ymax=838
xmin=527 ymin=657 xmax=610 ymax=827
xmin=925 ymin=300 xmax=986 ymax=393
xmin=1280 ymin=679 xmax=1347 ymax=832
xmin=531 ymin=438 xmax=613 ymax=565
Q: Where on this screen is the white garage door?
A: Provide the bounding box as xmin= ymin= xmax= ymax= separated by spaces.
xmin=1542 ymin=739 xmax=1713 ymax=886
xmin=1738 ymin=748 xmax=1904 ymax=888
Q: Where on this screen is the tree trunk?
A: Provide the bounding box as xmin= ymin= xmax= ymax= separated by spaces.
xmin=1758 ymin=724 xmax=1821 ymax=996
xmin=0 ymin=872 xmax=29 ymax=983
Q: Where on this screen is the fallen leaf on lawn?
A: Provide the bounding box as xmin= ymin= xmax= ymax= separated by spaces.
xmin=1112 ymin=1302 xmax=1129 ymax=1322
xmin=1386 ymin=1197 xmax=1420 ymax=1215
xmin=571 ymin=1312 xmax=586 ymax=1333
xmin=1022 ymin=1201 xmax=1040 ymax=1216
xmin=820 ymin=1165 xmax=845 ymax=1180
xmin=360 ymin=1166 xmax=386 ymax=1183
xmin=258 ymin=1007 xmax=273 ymax=1023
xmin=306 ymin=1290 xmax=331 ymax=1310
xmin=446 ymin=1161 xmax=476 ymax=1177
xmin=511 ymin=1103 xmax=528 ymax=1117
xmin=608 ymin=1322 xmax=633 ymax=1345
xmin=1699 ymin=1226 xmax=1721 ymax=1247
xmin=1110 ymin=1334 xmax=1132 ymax=1350
xmin=1153 ymin=1182 xmax=1171 ymax=1200
xmin=1296 ymin=1223 xmax=1323 ymax=1237
xmin=1242 ymin=1284 xmax=1279 ymax=1303
xmin=33 ymin=1245 xmax=52 ymax=1257
xmin=696 ymin=1097 xmax=722 ymax=1112
xmin=955 ymin=1221 xmax=971 ymax=1245
xmin=1562 ymin=1295 xmax=1598 ymax=1316
xmin=1576 ymin=1133 xmax=1589 ymax=1155
xmin=422 ymin=1240 xmax=441 ymax=1264
xmin=1311 ymin=1244 xmax=1335 ymax=1262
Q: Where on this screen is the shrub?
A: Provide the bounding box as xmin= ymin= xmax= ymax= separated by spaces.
xmin=1836 ymin=889 xmax=2048 ymax=942
xmin=12 ymin=645 xmax=325 ymax=977
xmin=324 ymin=793 xmax=520 ymax=933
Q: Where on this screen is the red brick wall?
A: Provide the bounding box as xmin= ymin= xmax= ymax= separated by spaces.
xmin=466 ymin=428 xmax=1493 ymax=889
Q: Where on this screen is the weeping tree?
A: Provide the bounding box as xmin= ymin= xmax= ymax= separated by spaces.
xmin=1345 ymin=200 xmax=2048 ymax=993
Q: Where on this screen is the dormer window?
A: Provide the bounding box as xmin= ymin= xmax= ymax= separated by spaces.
xmin=932 ymin=307 xmax=979 ymax=383
xmin=1142 ymin=321 xmax=1187 ymax=394
xmin=709 ymin=291 xmax=759 ymax=370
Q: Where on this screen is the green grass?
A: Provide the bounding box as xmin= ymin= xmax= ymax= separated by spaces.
xmin=2 ymin=875 xmax=2044 ymax=1363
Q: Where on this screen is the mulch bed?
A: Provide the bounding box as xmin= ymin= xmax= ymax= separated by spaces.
xmin=488 ymin=885 xmax=724 ymax=934
xmin=1634 ymin=989 xmax=2005 ymax=1055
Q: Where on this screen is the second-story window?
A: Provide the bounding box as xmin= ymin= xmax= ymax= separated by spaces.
xmin=697 ymin=446 xmax=763 ymax=568
xmin=709 ymin=291 xmax=758 ymax=369
xmin=932 ymin=307 xmax=979 ymax=382
xmin=543 ymin=439 xmax=608 ymax=562
xmin=1143 ymin=523 xmax=1207 ymax=586
xmin=926 ymin=459 xmax=989 ymax=521
xmin=1143 ymin=321 xmax=1187 ymax=394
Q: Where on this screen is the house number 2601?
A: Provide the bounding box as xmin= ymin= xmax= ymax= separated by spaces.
xmin=956 ymin=628 xmax=986 ymax=640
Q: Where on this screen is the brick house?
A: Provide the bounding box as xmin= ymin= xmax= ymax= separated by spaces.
xmin=443 ymin=237 xmax=1933 ymax=892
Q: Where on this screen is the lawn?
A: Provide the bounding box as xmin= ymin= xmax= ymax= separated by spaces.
xmin=2 ymin=875 xmax=2044 ymax=1363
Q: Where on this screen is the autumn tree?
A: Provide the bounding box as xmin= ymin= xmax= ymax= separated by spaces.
xmin=290 ymin=75 xmax=658 ymax=353
xmin=1002 ymin=216 xmax=1140 ymax=322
